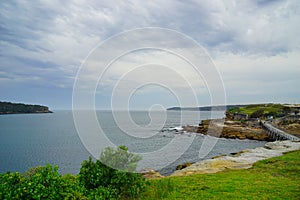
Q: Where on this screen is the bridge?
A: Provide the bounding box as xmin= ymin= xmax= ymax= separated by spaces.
xmin=261 ymin=121 xmax=299 ymax=141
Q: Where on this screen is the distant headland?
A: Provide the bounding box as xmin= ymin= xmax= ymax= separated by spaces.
xmin=167 ymin=104 xmax=245 ymax=111
xmin=0 ymin=101 xmax=52 ymax=115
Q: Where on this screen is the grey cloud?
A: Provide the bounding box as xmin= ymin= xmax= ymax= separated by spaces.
xmin=0 ymin=0 xmax=299 ymax=108
xmin=256 ymin=0 xmax=283 ymax=6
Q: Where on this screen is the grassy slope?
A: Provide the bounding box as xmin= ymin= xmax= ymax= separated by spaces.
xmin=228 ymin=104 xmax=284 ymax=116
xmin=141 ymin=150 xmax=300 ymax=200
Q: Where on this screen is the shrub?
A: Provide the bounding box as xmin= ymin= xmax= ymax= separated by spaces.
xmin=0 ymin=172 xmax=27 ymax=199
xmin=79 ymin=145 xmax=146 ymax=199
xmin=0 ymin=164 xmax=85 ymax=200
xmin=79 ymin=157 xmax=114 ymax=190
xmin=100 ymin=145 xmax=142 ymax=172
xmin=87 ymin=186 xmax=117 ymax=200
xmin=0 ymin=145 xmax=145 ymax=199
xmin=250 ymin=109 xmax=264 ymax=118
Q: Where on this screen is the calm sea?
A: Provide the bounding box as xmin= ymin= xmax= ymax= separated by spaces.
xmin=0 ymin=111 xmax=266 ymax=175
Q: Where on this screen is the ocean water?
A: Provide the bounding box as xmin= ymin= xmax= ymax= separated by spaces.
xmin=0 ymin=111 xmax=266 ymax=175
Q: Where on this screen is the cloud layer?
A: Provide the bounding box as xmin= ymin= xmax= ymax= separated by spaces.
xmin=1 ymin=0 xmax=299 ymax=108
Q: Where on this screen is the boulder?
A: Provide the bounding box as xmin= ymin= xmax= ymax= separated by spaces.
xmin=140 ymin=169 xmax=164 ymax=179
xmin=176 ymin=162 xmax=194 ymax=170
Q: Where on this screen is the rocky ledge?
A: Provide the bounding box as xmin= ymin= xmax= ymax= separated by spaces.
xmin=140 ymin=169 xmax=164 ymax=179
xmin=183 ymin=119 xmax=272 ymax=141
xmin=171 ymin=140 xmax=300 ymax=177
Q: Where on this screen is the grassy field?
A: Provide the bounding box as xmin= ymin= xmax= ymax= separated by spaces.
xmin=141 ymin=150 xmax=300 ymax=199
xmin=228 ymin=103 xmax=285 ymax=116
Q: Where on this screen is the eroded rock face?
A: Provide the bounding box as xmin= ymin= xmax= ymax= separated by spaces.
xmin=183 ymin=119 xmax=272 ymax=141
xmin=176 ymin=162 xmax=194 ymax=170
xmin=220 ymin=126 xmax=270 ymax=140
xmin=171 ymin=140 xmax=300 ymax=177
xmin=280 ymin=123 xmax=300 ymax=136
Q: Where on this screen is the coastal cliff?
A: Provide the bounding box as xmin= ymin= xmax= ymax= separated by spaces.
xmin=0 ymin=101 xmax=52 ymax=114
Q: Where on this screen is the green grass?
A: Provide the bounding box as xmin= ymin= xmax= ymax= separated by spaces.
xmin=228 ymin=103 xmax=284 ymax=116
xmin=141 ymin=150 xmax=300 ymax=200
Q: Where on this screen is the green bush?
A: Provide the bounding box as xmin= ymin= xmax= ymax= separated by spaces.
xmin=250 ymin=109 xmax=264 ymax=118
xmin=79 ymin=157 xmax=114 ymax=190
xmin=0 ymin=164 xmax=85 ymax=200
xmin=0 ymin=145 xmax=146 ymax=199
xmin=0 ymin=172 xmax=27 ymax=199
xmin=100 ymin=145 xmax=142 ymax=172
xmin=79 ymin=145 xmax=146 ymax=199
xmin=87 ymin=186 xmax=117 ymax=200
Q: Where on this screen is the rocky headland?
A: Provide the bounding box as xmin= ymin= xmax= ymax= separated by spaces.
xmin=141 ymin=104 xmax=300 ymax=179
xmin=0 ymin=101 xmax=52 ymax=114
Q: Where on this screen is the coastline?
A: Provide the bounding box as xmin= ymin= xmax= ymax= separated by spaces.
xmin=143 ymin=140 xmax=300 ymax=179
xmin=171 ymin=140 xmax=300 ymax=177
xmin=0 ymin=111 xmax=53 ymax=115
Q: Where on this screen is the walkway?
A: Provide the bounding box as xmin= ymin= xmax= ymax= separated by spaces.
xmin=261 ymin=121 xmax=299 ymax=141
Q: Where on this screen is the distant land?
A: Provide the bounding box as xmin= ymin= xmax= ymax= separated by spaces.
xmin=0 ymin=101 xmax=52 ymax=115
xmin=167 ymin=105 xmax=246 ymax=111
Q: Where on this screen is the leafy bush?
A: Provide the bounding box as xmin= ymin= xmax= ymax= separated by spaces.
xmin=0 ymin=164 xmax=86 ymax=200
xmin=79 ymin=157 xmax=113 ymax=190
xmin=26 ymin=164 xmax=63 ymax=199
xmin=100 ymin=145 xmax=142 ymax=172
xmin=0 ymin=172 xmax=27 ymax=199
xmin=0 ymin=145 xmax=145 ymax=199
xmin=87 ymin=186 xmax=117 ymax=200
xmin=79 ymin=145 xmax=146 ymax=199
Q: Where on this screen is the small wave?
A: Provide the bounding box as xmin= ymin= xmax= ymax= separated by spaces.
xmin=168 ymin=126 xmax=183 ymax=131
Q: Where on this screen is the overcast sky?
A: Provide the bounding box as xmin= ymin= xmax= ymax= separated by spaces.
xmin=1 ymin=0 xmax=299 ymax=110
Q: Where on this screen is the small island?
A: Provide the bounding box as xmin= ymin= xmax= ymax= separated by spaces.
xmin=0 ymin=101 xmax=52 ymax=115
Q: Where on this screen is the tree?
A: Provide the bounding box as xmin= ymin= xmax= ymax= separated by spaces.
xmin=100 ymin=145 xmax=142 ymax=172
xmin=79 ymin=145 xmax=145 ymax=199
xmin=250 ymin=109 xmax=264 ymax=118
xmin=283 ymin=106 xmax=291 ymax=115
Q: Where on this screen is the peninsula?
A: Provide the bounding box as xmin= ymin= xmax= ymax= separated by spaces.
xmin=0 ymin=101 xmax=52 ymax=114
xmin=167 ymin=104 xmax=245 ymax=111
xmin=180 ymin=103 xmax=300 ymax=140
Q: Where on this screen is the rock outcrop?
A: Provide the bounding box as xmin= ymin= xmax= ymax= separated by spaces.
xmin=140 ymin=169 xmax=164 ymax=179
xmin=176 ymin=162 xmax=194 ymax=170
xmin=183 ymin=119 xmax=272 ymax=141
xmin=278 ymin=121 xmax=300 ymax=136
xmin=171 ymin=140 xmax=300 ymax=177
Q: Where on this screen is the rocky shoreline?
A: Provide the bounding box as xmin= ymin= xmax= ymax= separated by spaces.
xmin=142 ymin=140 xmax=300 ymax=179
xmin=182 ymin=119 xmax=272 ymax=141
xmin=171 ymin=140 xmax=300 ymax=177
xmin=0 ymin=110 xmax=53 ymax=115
